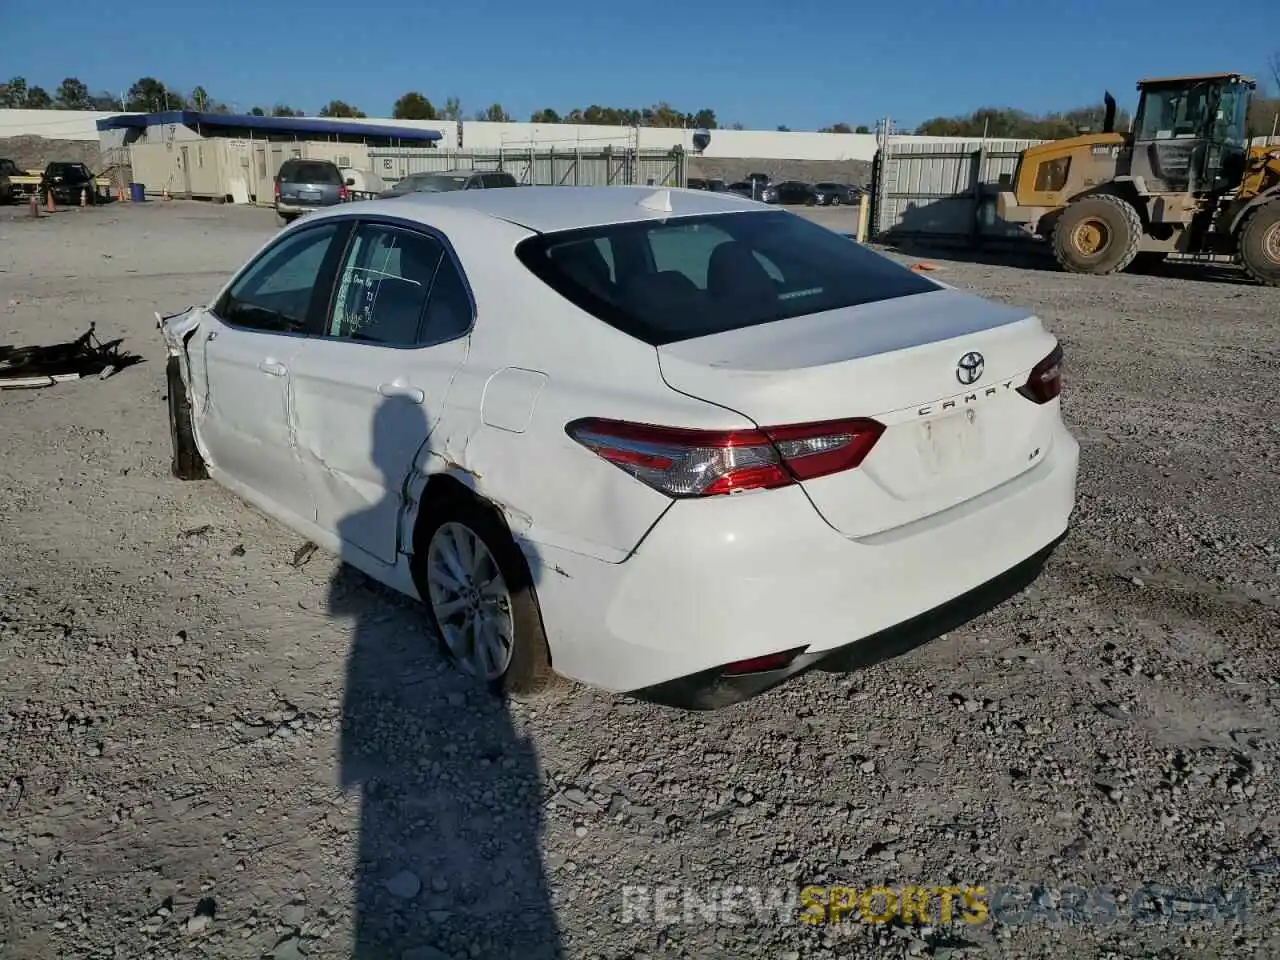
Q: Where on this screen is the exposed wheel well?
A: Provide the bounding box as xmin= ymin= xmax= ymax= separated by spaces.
xmin=409 ymin=470 xmax=555 ymax=672
xmin=413 ymin=472 xmax=487 ymax=553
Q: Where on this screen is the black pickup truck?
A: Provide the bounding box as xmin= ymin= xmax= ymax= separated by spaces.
xmin=0 ymin=158 xmax=20 ymax=203
xmin=41 ymin=161 xmax=97 ymax=205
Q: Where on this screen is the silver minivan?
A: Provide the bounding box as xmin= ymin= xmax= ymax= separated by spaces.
xmin=273 ymin=159 xmax=353 ymax=224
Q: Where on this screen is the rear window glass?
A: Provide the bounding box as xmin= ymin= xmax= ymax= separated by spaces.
xmin=514 ymin=210 xmax=939 ymax=346
xmin=280 ymin=161 xmax=341 ymax=184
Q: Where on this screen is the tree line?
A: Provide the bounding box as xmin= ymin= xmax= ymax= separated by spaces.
xmin=10 ymin=69 xmax=1277 ymax=139
xmin=0 ymin=74 xmax=871 ymax=133
xmin=915 ymin=56 xmax=1280 ymax=139
xmin=915 ymin=98 xmax=1280 ymax=139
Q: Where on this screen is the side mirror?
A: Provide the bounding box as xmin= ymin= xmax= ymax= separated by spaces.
xmin=344 ymin=177 xmax=355 ymax=186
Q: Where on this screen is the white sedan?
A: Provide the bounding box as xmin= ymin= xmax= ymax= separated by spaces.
xmin=159 ymin=186 xmax=1079 ymax=709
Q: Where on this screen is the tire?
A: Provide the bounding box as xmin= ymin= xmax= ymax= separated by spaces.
xmin=166 ymin=356 xmax=208 ymax=481
xmin=1238 ymin=201 xmax=1280 ymax=287
xmin=832 ymin=196 xmax=841 ymax=206
xmin=1051 ymin=194 xmax=1143 ymax=275
xmin=413 ymin=488 xmax=555 ymax=699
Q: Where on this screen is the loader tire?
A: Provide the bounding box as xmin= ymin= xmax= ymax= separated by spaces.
xmin=1052 ymin=194 xmax=1143 ymax=275
xmin=1238 ymin=202 xmax=1280 ymax=287
xmin=166 ymin=356 xmax=208 ymax=481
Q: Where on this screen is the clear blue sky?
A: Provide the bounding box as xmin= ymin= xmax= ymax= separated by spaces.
xmin=3 ymin=0 xmax=1275 ymax=130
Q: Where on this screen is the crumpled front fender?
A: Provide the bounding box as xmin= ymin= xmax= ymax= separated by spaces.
xmin=156 ymin=306 xmax=201 ymax=358
xmin=156 ymin=306 xmax=204 ymax=392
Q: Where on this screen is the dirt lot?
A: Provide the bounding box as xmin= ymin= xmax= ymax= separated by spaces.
xmin=1 ymin=200 xmax=1278 ymax=960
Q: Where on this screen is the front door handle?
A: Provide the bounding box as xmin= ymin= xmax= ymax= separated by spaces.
xmin=258 ymin=360 xmax=287 ymax=377
xmin=378 ymin=382 xmax=425 ymax=403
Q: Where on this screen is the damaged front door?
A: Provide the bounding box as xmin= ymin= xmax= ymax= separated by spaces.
xmin=290 ymin=220 xmax=473 ymax=565
xmin=200 ymin=220 xmax=350 ymax=525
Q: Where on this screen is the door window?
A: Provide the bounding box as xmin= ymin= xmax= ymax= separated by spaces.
xmin=327 ymin=224 xmax=446 ymax=345
xmin=218 ymin=222 xmax=343 ymax=334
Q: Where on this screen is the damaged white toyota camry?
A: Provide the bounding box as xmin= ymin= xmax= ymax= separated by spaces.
xmin=159 ymin=186 xmax=1079 ymax=709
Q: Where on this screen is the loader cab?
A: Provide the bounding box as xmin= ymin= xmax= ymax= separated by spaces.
xmin=1129 ymin=73 xmax=1254 ymax=194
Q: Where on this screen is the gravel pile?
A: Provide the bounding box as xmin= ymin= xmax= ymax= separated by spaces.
xmin=0 ymin=136 xmax=105 ymax=175
xmin=0 ymin=201 xmax=1277 ymax=959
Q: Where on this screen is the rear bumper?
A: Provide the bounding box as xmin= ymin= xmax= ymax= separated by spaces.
xmin=994 ymin=191 xmax=1047 ymax=233
xmin=275 ymin=199 xmax=338 ymax=215
xmin=635 ymin=529 xmax=1066 ymax=709
xmin=529 ymin=419 xmax=1080 ymax=705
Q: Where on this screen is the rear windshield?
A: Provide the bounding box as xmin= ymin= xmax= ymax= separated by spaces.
xmin=50 ymin=163 xmax=91 ymax=178
xmin=514 ymin=210 xmax=939 ymax=346
xmin=393 ymin=174 xmax=470 ymax=193
xmin=280 ymin=162 xmax=341 ymax=184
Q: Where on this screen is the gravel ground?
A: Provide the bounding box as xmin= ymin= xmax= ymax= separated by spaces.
xmin=1 ymin=200 xmax=1278 ymax=960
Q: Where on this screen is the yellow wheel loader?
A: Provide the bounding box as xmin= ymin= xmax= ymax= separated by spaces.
xmin=996 ymin=73 xmax=1280 ymax=286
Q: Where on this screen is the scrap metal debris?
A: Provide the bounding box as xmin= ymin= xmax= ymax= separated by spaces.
xmin=290 ymin=542 xmax=319 ymax=568
xmin=0 ymin=323 xmax=141 ymax=390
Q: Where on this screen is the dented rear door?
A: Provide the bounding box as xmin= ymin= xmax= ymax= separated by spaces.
xmin=289 ymin=219 xmax=472 ymax=566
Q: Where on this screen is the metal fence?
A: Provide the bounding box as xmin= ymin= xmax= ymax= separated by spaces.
xmin=366 ymin=147 xmax=686 ymax=189
xmin=870 ymin=135 xmax=1044 ymax=241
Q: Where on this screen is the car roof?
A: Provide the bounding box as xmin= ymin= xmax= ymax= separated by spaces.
xmin=379 ymin=184 xmax=766 ymax=233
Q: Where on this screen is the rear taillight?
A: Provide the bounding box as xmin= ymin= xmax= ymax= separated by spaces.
xmin=273 ymin=180 xmax=280 ymax=199
xmin=338 ymin=185 xmax=350 ymax=202
xmin=1017 ymin=344 xmax=1063 ymax=404
xmin=565 ymin=416 xmax=885 ymax=498
xmin=722 ymin=648 xmax=806 ymax=676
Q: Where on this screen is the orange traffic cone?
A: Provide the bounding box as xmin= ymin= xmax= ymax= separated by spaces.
xmin=116 ymin=184 xmax=124 ymax=203
xmin=80 ymin=187 xmax=88 ymax=208
xmin=45 ymin=189 xmax=56 ymax=213
xmin=28 ymin=194 xmax=39 ymax=218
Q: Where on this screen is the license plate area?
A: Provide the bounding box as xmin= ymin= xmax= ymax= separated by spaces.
xmin=916 ymin=409 xmax=985 ymax=476
xmin=299 ymin=190 xmax=321 ymax=201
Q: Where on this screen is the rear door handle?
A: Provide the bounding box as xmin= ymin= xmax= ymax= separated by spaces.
xmin=378 ymin=382 xmax=425 ymax=403
xmin=258 ymin=360 xmax=287 ymax=377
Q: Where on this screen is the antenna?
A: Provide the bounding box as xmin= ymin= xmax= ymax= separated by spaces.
xmin=637 ymin=189 xmax=672 ymax=213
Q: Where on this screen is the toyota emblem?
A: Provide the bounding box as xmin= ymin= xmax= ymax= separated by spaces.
xmin=956 ymin=351 xmax=984 ymax=385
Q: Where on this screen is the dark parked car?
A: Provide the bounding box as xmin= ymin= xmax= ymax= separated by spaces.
xmin=812 ymin=182 xmax=863 ymax=206
xmin=41 ymin=162 xmax=96 ymax=205
xmin=761 ymin=180 xmax=815 ymax=205
xmin=378 ymin=169 xmax=518 ymax=198
xmin=274 ymin=159 xmax=352 ymax=224
xmin=0 ymin=158 xmax=18 ymax=203
xmin=686 ymin=177 xmax=728 ymax=192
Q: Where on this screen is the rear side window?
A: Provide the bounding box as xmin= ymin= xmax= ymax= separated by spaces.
xmin=280 ymin=161 xmax=341 ymax=184
xmin=328 ymin=224 xmax=444 ymax=344
xmin=515 ymin=211 xmax=939 ymax=346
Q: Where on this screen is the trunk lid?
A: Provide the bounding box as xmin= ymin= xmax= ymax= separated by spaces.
xmin=656 ymin=287 xmax=1061 ymax=538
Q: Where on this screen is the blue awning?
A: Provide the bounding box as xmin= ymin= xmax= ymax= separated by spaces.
xmin=95 ymin=110 xmax=442 ymax=143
